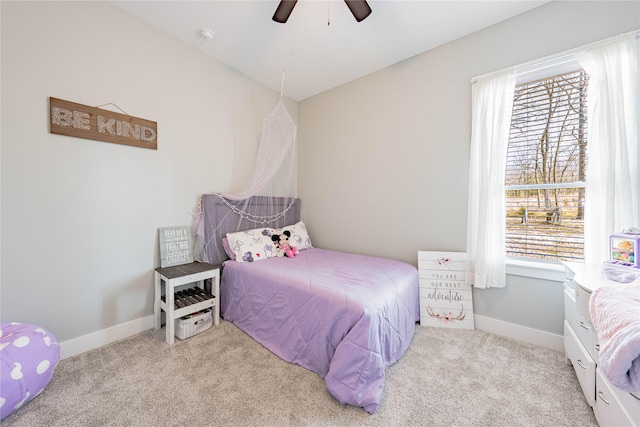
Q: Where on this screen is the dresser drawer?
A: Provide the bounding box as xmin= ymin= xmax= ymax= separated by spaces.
xmin=594 ymin=368 xmax=639 ymax=427
xmin=564 ymin=287 xmax=599 ymax=361
xmin=564 ymin=320 xmax=596 ymax=406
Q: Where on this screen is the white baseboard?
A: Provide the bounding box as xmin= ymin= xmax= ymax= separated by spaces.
xmin=59 ymin=315 xmax=155 ymax=359
xmin=59 ymin=313 xmax=563 ymax=359
xmin=474 ymin=314 xmax=564 ymax=352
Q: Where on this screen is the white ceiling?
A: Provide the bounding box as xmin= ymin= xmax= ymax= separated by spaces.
xmin=113 ymin=0 xmax=549 ymax=101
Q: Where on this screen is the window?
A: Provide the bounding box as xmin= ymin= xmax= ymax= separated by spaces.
xmin=468 ymin=33 xmax=638 ymax=288
xmin=505 ymin=70 xmax=589 ymax=262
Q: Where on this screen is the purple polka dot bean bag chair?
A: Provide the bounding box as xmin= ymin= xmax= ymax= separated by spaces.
xmin=0 ymin=322 xmax=60 ymax=420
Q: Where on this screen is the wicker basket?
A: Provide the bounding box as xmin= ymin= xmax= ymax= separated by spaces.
xmin=175 ymin=308 xmax=212 ymax=340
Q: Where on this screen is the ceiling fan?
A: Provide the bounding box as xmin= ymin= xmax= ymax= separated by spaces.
xmin=272 ymin=0 xmax=372 ymax=24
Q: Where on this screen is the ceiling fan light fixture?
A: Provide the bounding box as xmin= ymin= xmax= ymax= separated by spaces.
xmin=273 ymin=0 xmax=298 ymax=23
xmin=345 ymin=0 xmax=372 ymax=22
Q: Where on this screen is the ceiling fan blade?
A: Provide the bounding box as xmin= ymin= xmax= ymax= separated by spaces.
xmin=344 ymin=0 xmax=372 ymax=22
xmin=273 ymin=0 xmax=298 ymax=23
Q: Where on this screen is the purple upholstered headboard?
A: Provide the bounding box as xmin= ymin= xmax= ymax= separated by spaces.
xmin=200 ymin=195 xmax=302 ymax=266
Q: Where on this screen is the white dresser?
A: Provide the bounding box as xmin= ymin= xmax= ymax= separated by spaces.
xmin=564 ymin=262 xmax=640 ymax=427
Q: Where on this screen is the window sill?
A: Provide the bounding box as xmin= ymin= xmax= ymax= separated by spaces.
xmin=506 ymin=258 xmax=567 ymax=282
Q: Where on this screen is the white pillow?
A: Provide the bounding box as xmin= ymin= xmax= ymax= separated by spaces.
xmin=226 ymin=227 xmax=278 ymax=262
xmin=226 ymin=222 xmax=313 ymax=263
xmin=274 ymin=221 xmax=313 ymax=251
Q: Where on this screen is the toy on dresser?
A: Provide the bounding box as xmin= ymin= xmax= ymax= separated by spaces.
xmin=601 ymin=227 xmax=640 ymax=283
xmin=609 ymin=227 xmax=640 ymax=268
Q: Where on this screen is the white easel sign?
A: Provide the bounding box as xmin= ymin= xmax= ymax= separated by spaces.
xmin=159 ymin=226 xmax=193 ymax=267
xmin=418 ymin=251 xmax=474 ymax=330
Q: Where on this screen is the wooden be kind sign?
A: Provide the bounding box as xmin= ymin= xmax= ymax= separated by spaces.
xmin=49 ymin=97 xmax=157 ymax=150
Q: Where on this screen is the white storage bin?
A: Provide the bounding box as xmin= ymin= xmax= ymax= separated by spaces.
xmin=175 ymin=309 xmax=212 ymax=340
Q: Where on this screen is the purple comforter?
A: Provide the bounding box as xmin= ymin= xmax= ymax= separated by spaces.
xmin=221 ymin=248 xmax=420 ymax=413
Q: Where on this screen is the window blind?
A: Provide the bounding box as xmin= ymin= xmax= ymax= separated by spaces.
xmin=505 ymin=70 xmax=589 ymax=261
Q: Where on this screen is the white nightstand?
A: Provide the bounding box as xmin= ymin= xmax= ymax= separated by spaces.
xmin=154 ymin=261 xmax=220 ymax=345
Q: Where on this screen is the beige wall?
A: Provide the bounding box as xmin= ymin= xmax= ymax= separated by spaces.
xmin=298 ymin=1 xmax=640 ymax=335
xmin=0 ymin=1 xmax=296 ymax=342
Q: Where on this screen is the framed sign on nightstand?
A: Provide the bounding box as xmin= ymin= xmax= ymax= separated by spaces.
xmin=417 ymin=251 xmax=475 ymax=330
xmin=159 ymin=225 xmax=193 ymax=267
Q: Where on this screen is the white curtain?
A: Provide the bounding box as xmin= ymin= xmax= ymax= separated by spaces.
xmin=578 ymin=33 xmax=639 ymax=263
xmin=466 ymin=68 xmax=516 ymax=289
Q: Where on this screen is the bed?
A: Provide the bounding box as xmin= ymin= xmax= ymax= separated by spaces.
xmin=198 ymin=194 xmax=420 ymax=413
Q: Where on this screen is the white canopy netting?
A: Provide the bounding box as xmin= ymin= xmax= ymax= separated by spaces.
xmin=192 ymin=100 xmax=298 ymax=263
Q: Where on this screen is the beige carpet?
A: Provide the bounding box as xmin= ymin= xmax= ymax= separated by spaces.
xmin=2 ymin=320 xmax=597 ymax=426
